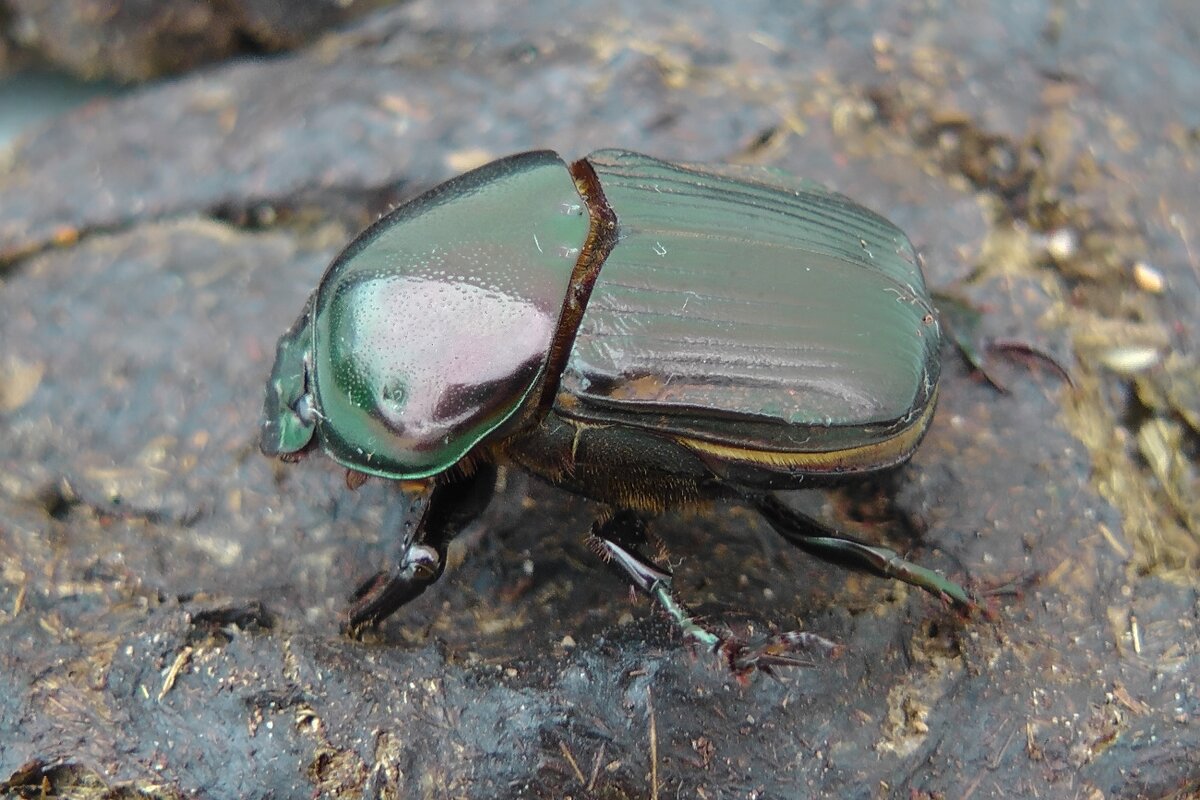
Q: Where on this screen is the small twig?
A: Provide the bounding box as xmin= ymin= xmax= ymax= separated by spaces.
xmin=558 ymin=740 xmax=586 ymax=787
xmin=988 ymin=723 xmax=1019 ymax=770
xmin=158 ymin=646 xmax=194 ymax=701
xmin=587 ymin=742 xmax=604 ymax=793
xmin=962 ymin=770 xmax=984 ymax=800
xmin=648 ymin=686 xmax=658 ymax=800
xmin=12 ymin=583 xmax=26 ymax=617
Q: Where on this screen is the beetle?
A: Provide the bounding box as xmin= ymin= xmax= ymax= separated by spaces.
xmin=261 ymin=149 xmax=974 ymax=671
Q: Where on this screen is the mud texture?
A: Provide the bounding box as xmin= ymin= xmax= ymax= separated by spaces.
xmin=1 ymin=1 xmax=1197 ymax=798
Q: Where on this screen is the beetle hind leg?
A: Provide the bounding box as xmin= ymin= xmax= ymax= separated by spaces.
xmin=748 ymin=492 xmax=976 ymax=609
xmin=588 ymin=511 xmax=841 ymax=676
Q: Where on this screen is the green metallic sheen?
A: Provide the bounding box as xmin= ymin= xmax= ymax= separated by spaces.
xmin=266 ymin=151 xmax=592 ymax=479
xmin=560 ymin=150 xmax=940 ymax=456
xmin=260 ymin=295 xmax=316 ymax=457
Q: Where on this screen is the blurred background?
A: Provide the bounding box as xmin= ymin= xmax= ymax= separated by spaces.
xmin=0 ymin=70 xmax=114 ymax=148
xmin=0 ymin=0 xmax=389 ymax=146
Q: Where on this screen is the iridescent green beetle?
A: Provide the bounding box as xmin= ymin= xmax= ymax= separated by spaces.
xmin=262 ymin=150 xmax=973 ymax=671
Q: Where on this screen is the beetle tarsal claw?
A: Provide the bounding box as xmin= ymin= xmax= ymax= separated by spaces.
xmin=643 ymin=576 xmax=844 ymax=677
xmin=720 ymin=629 xmax=844 ymax=676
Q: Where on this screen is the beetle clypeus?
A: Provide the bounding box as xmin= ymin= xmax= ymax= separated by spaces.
xmin=261 ymin=149 xmax=973 ymax=672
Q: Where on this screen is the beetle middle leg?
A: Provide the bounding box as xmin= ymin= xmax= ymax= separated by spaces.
xmin=343 ymin=463 xmax=498 ymax=637
xmin=589 ymin=510 xmax=841 ymax=676
xmin=747 ymin=491 xmax=976 ymax=609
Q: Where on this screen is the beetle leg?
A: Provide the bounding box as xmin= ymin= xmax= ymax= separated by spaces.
xmin=749 ymin=492 xmax=976 ymax=609
xmin=935 ymin=290 xmax=1074 ymax=392
xmin=588 ymin=511 xmax=841 ymax=676
xmin=587 ymin=512 xmax=673 ymax=594
xmin=588 ymin=511 xmax=724 ymax=646
xmin=343 ymin=464 xmax=498 ymax=637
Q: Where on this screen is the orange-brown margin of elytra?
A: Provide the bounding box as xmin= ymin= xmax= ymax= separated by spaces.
xmin=529 ymin=157 xmax=619 ymax=418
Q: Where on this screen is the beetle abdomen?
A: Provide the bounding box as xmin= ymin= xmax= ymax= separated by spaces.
xmin=559 ymin=150 xmax=941 ymax=463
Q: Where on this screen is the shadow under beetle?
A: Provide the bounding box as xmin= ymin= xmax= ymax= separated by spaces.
xmin=261 ymin=149 xmax=975 ymax=672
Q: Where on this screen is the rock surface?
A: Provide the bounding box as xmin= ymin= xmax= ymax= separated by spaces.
xmin=1 ymin=1 xmax=1197 ymax=798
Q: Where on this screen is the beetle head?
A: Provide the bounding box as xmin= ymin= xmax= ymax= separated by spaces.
xmin=261 ymin=299 xmax=319 ymax=458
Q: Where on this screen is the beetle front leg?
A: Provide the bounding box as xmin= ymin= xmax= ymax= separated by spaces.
xmin=588 ymin=511 xmax=840 ymax=676
xmin=343 ymin=464 xmax=497 ymax=637
xmin=748 ymin=492 xmax=976 ymax=609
